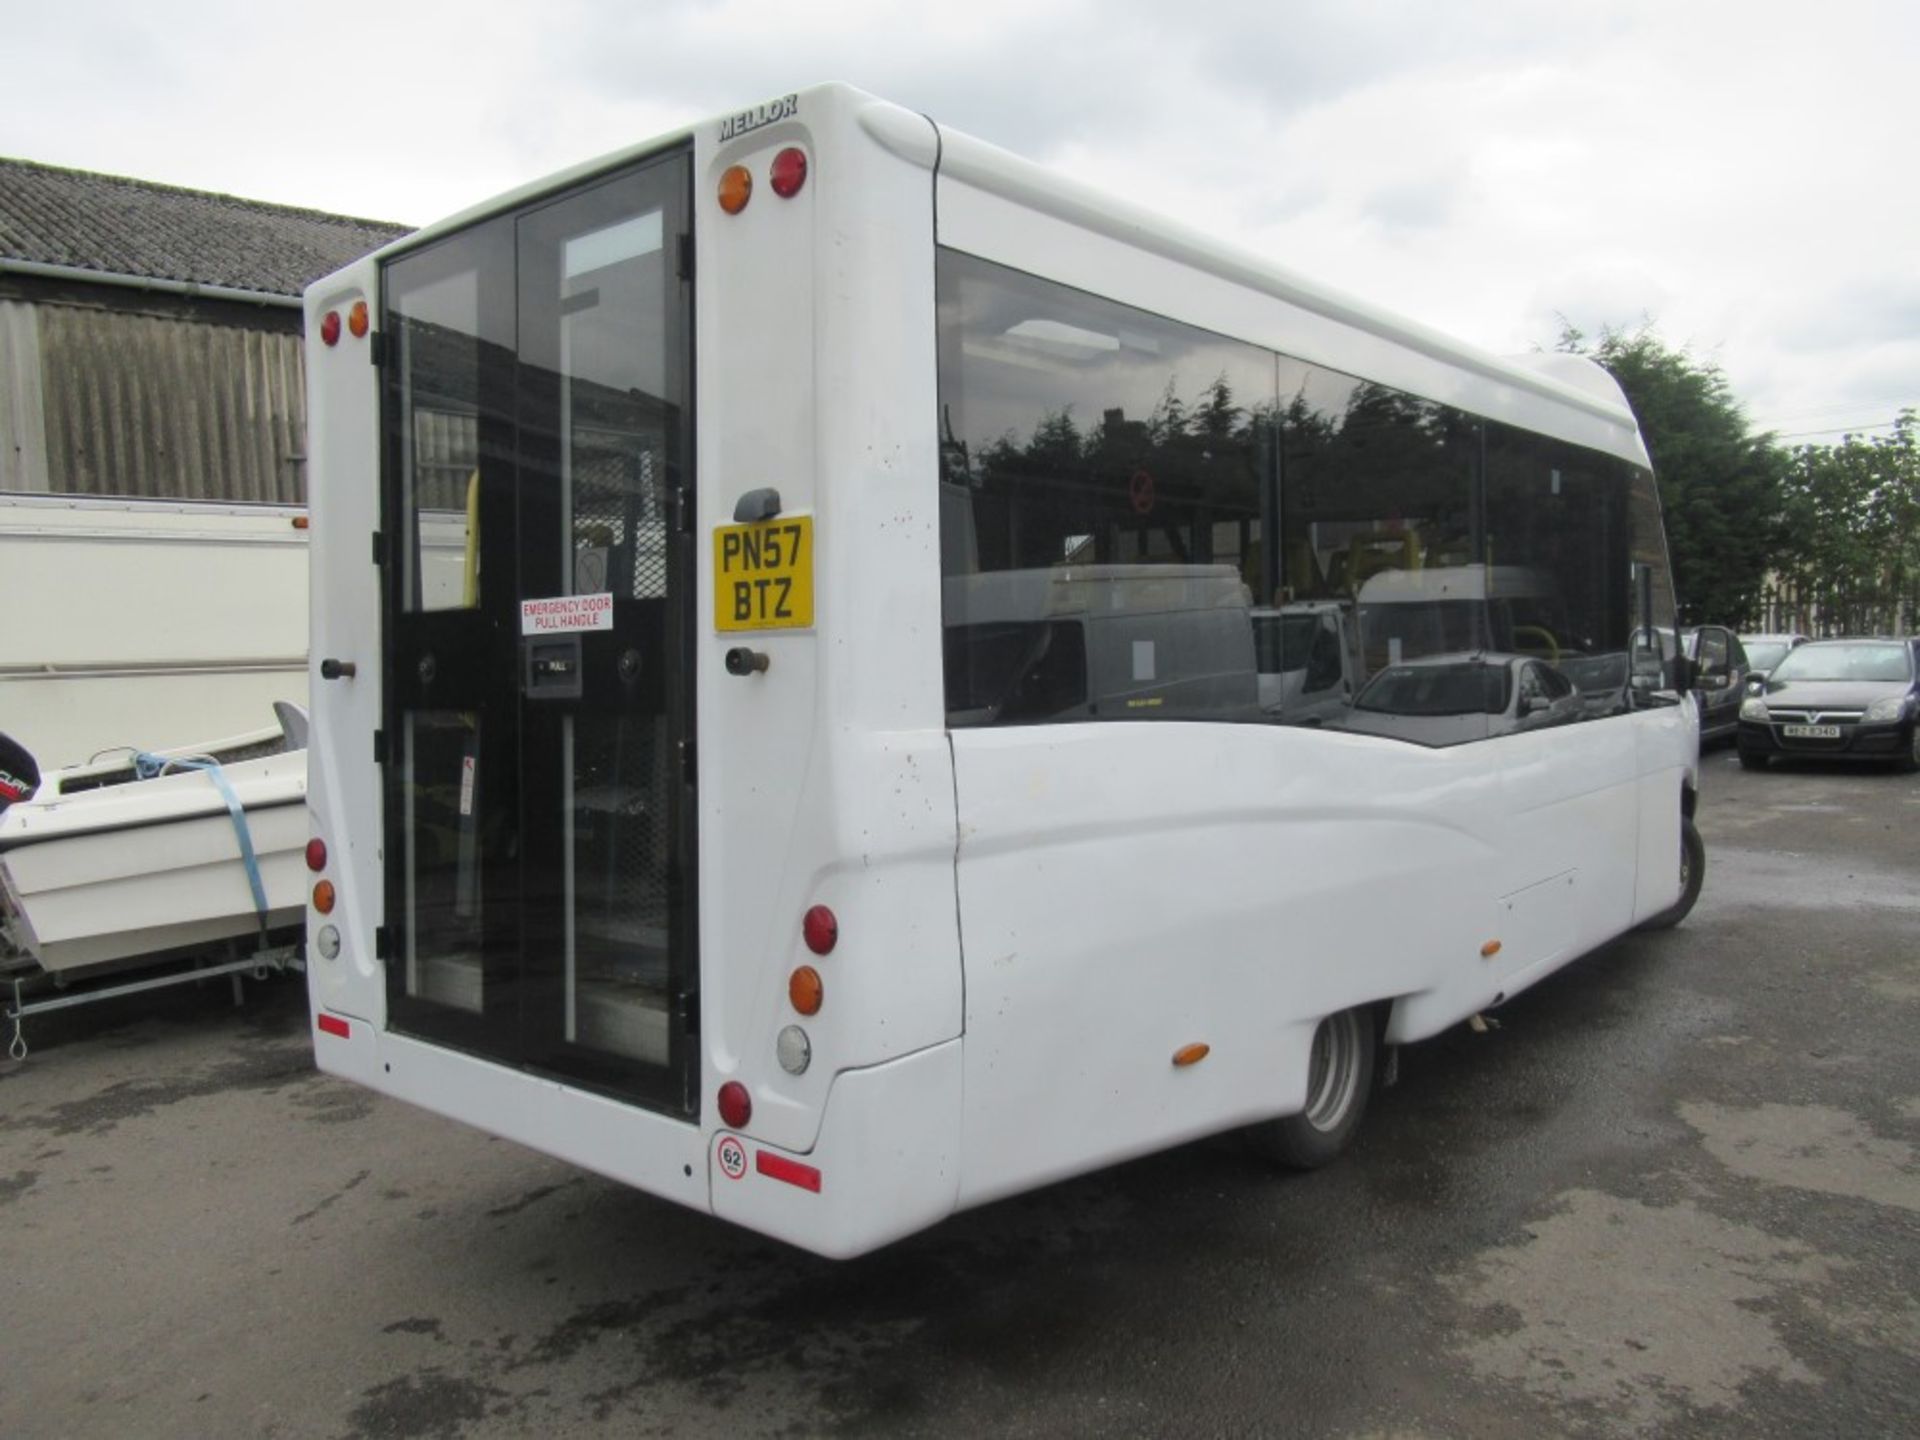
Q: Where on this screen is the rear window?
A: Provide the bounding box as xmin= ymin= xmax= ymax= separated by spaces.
xmin=1772 ymin=643 xmax=1913 ymax=683
xmin=1355 ymin=662 xmax=1510 ymax=717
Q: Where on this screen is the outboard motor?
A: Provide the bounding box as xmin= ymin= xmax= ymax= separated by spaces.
xmin=0 ymin=732 xmax=40 ymax=815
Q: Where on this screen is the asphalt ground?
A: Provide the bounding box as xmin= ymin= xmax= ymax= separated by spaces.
xmin=2 ymin=749 xmax=1916 ymax=1438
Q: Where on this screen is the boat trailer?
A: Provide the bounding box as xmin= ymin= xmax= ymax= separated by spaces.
xmin=4 ymin=939 xmax=303 ymax=1063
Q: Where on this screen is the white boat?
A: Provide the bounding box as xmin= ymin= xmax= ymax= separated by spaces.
xmin=0 ymin=705 xmax=308 ymax=977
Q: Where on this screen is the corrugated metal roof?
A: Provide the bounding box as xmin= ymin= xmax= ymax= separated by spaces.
xmin=0 ymin=157 xmax=409 ymax=297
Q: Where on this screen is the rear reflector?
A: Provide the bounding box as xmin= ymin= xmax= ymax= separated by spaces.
xmin=317 ymin=1013 xmax=351 ymax=1039
xmin=756 ymin=1150 xmax=822 ymax=1193
xmin=718 ymin=1080 xmax=752 ymax=1129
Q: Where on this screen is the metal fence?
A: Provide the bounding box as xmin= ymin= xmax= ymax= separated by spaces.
xmin=1746 ymin=581 xmax=1918 ymax=638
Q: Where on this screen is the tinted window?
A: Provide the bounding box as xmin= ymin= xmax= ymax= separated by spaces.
xmin=937 ymin=252 xmax=1272 ymax=725
xmin=387 ymin=219 xmax=516 ymax=613
xmin=1277 ymin=364 xmax=1485 ymax=741
xmin=935 ymin=248 xmax=1679 ymax=743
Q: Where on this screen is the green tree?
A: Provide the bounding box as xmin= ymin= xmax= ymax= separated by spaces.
xmin=1557 ymin=324 xmax=1786 ymax=624
xmin=1775 ymin=410 xmax=1920 ymax=622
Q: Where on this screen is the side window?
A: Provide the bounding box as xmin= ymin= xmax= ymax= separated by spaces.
xmin=1278 ymin=361 xmax=1486 ymax=745
xmin=936 ymin=250 xmax=1275 ymax=727
xmin=1697 ymin=629 xmax=1730 ymax=677
xmin=1483 ymin=425 xmax=1635 ymax=723
xmin=1625 ymin=463 xmax=1680 ymax=697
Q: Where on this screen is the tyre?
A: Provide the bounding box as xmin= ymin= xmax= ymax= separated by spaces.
xmin=1897 ymin=726 xmax=1920 ymax=775
xmin=1248 ymin=1006 xmax=1376 ymax=1169
xmin=1640 ymin=816 xmax=1705 ymax=930
xmin=1738 ymin=749 xmax=1769 ymax=771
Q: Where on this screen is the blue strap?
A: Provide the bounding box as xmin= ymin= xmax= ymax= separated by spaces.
xmin=134 ymin=752 xmax=270 ymax=931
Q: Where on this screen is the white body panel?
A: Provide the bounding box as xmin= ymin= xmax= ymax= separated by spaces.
xmin=302 ymin=84 xmax=1695 ymax=1259
xmin=0 ymin=729 xmax=307 ymax=973
xmin=0 ymin=495 xmax=309 ymax=769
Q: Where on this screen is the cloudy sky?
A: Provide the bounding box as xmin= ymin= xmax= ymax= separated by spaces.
xmin=5 ymin=0 xmax=1913 ymax=442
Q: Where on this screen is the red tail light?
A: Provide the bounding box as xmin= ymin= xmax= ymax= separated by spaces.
xmin=319 ymin=311 xmax=341 ymax=346
xmin=305 ymin=838 xmax=328 ymax=872
xmin=802 ymin=905 xmax=838 ymax=955
xmin=718 ymin=1081 xmax=752 ymax=1129
xmin=770 ymin=148 xmax=808 ymax=198
xmin=317 ymin=1013 xmax=350 ymax=1039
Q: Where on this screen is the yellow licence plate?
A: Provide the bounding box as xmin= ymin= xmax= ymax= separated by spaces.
xmin=713 ymin=515 xmax=813 ymax=631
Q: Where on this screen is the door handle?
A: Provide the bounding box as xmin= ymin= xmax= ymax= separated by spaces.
xmin=320 ymin=658 xmax=358 ymax=680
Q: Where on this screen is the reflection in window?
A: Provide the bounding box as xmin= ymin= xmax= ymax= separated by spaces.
xmin=934 ymin=247 xmax=1682 ymax=743
xmin=937 ymin=251 xmax=1270 ymax=725
xmin=386 ymin=222 xmax=515 ymax=612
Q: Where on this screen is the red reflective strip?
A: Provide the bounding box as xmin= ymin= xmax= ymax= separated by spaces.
xmin=316 ymin=1013 xmax=351 ymax=1039
xmin=755 ymin=1150 xmax=822 ymax=1193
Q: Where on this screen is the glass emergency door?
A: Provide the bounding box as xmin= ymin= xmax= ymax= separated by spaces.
xmin=381 ymin=151 xmax=696 ymax=1113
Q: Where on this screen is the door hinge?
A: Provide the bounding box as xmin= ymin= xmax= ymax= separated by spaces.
xmin=676 ymin=232 xmax=694 ymax=282
xmin=679 ymin=738 xmax=696 ymax=785
xmin=368 ymin=330 xmax=388 ymax=366
xmin=373 ymin=729 xmax=387 ymax=765
xmin=371 ymin=529 xmax=386 ymax=566
xmin=374 ymin=925 xmax=391 ymax=960
xmin=678 ymin=988 xmax=700 ymax=1034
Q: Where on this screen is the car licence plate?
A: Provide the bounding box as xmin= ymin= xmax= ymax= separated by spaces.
xmin=1781 ymin=724 xmax=1840 ymax=739
xmin=713 ymin=516 xmax=813 ymax=631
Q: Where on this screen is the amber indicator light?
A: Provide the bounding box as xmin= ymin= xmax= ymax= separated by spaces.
xmin=789 ymin=965 xmax=824 ymax=1016
xmin=718 ymin=165 xmax=752 ymax=214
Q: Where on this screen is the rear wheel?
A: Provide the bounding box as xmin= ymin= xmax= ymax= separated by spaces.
xmin=1248 ymin=1006 xmax=1375 ymax=1169
xmin=1640 ymin=817 xmax=1705 ymax=930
